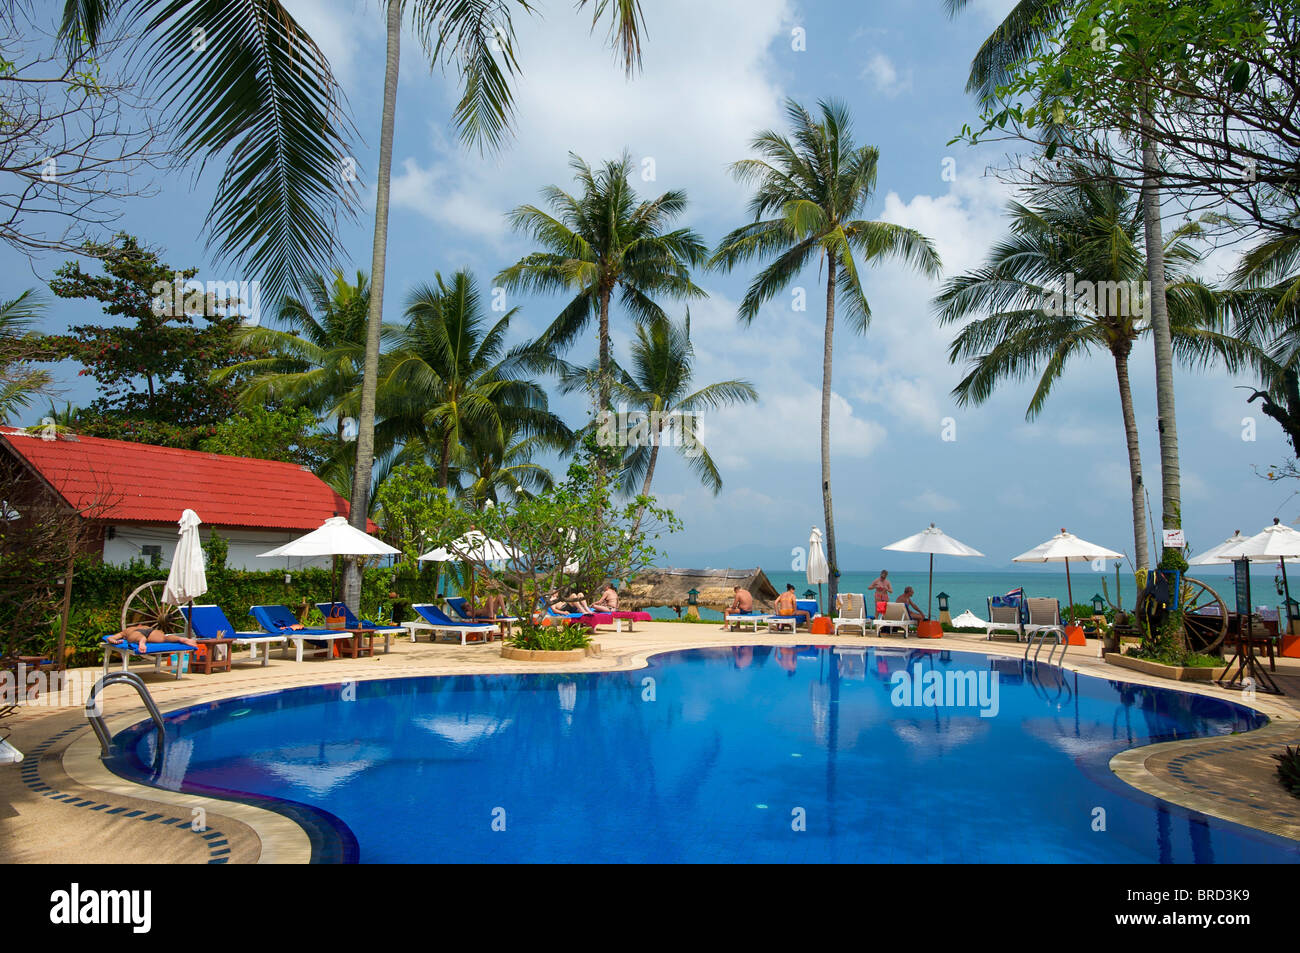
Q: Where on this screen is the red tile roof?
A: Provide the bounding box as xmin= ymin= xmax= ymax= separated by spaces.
xmin=0 ymin=427 xmax=376 ymax=533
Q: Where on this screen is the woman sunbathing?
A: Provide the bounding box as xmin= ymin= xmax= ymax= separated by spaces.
xmin=106 ymin=623 xmax=198 ymax=654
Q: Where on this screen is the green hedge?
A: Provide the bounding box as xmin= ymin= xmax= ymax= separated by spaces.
xmin=42 ymin=556 xmax=446 ymax=666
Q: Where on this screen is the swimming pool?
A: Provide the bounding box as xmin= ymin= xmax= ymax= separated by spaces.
xmin=110 ymin=647 xmax=1300 ymax=863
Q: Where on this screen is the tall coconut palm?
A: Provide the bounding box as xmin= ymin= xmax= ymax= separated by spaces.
xmin=710 ymin=99 xmax=942 ymax=606
xmin=947 ymin=0 xmax=1185 ymax=550
xmin=934 ymin=165 xmax=1225 ymax=569
xmin=376 ymin=269 xmax=571 ymax=489
xmin=497 ymin=152 xmax=708 ymax=415
xmin=558 ymin=312 xmax=757 ymax=511
xmin=344 ymin=0 xmax=650 ymax=608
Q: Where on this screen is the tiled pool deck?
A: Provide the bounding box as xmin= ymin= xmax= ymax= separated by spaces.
xmin=2 ymin=623 xmax=1297 ymax=863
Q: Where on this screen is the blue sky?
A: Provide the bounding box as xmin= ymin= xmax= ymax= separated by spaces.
xmin=7 ymin=0 xmax=1291 ymax=573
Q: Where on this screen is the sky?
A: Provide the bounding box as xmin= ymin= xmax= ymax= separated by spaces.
xmin=7 ymin=0 xmax=1294 ymax=574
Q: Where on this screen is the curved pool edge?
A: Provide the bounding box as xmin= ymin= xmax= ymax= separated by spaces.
xmin=82 ymin=633 xmax=1300 ymax=861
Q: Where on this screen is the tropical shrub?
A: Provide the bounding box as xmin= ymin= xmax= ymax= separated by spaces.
xmin=506 ymin=621 xmax=592 ymax=652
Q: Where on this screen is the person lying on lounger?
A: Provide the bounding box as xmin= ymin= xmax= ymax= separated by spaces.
xmin=590 ymin=582 xmax=619 ymax=611
xmin=774 ymin=585 xmax=811 ymax=625
xmin=469 ymin=590 xmax=505 ymax=618
xmin=106 ymin=623 xmax=199 ymax=654
xmin=548 ymin=590 xmax=591 ymax=614
xmin=898 ymin=587 xmax=926 ymax=622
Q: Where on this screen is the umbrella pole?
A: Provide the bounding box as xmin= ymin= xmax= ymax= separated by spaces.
xmin=1283 ymin=557 xmax=1292 ymax=627
xmin=1065 ymin=558 xmax=1074 ymax=625
xmin=928 ymin=553 xmax=934 ymax=619
xmin=818 ymin=582 xmax=823 ymax=616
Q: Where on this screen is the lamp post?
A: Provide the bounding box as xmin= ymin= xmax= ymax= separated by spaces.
xmin=686 ymin=587 xmax=700 ymax=621
xmin=936 ymin=591 xmax=951 ymax=627
xmin=1091 ymin=593 xmax=1105 ymax=617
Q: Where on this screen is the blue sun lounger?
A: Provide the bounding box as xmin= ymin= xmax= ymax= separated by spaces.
xmin=101 ymin=634 xmax=197 ymax=680
xmin=182 ymin=604 xmax=289 ymax=666
xmin=406 ymin=603 xmax=498 ymax=646
xmin=315 ymin=602 xmax=402 ymax=654
xmin=445 ymin=596 xmax=520 ymax=626
xmin=249 ymin=604 xmax=354 ymax=663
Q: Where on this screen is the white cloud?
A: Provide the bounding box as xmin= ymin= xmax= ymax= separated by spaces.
xmin=862 ymin=53 xmax=912 ymax=97
xmin=907 ymin=490 xmax=959 ymax=513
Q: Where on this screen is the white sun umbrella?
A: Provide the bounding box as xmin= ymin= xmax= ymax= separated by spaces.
xmin=1188 ymin=530 xmax=1250 ymax=566
xmin=807 ymin=527 xmax=830 ymax=613
xmin=1012 ymin=528 xmax=1125 ymax=624
xmin=259 ymin=515 xmax=400 ymax=605
xmin=883 ymin=523 xmax=985 ymax=618
xmin=162 ymin=509 xmax=208 ymax=638
xmin=419 ymin=531 xmax=520 ymax=603
xmin=1217 ymin=518 xmax=1300 ymax=608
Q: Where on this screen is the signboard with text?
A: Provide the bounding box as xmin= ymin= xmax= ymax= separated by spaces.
xmin=1233 ymin=558 xmax=1252 ymax=617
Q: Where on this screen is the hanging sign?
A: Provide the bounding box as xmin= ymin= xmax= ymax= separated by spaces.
xmin=1233 ymin=558 xmax=1252 ymax=617
xmin=1162 ymin=529 xmax=1186 ymax=548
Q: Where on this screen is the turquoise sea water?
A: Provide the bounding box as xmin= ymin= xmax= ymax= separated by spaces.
xmin=648 ymin=568 xmax=1269 ymax=621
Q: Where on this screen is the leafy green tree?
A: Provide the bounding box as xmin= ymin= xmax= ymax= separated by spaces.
xmin=377 ymin=269 xmax=571 ymax=488
xmin=198 ymin=405 xmax=332 ymax=469
xmin=497 ymin=152 xmax=708 ymax=413
xmin=453 ymin=424 xmax=560 ymax=505
xmin=45 ymin=234 xmax=261 ymax=448
xmin=711 ymin=99 xmax=941 ymax=605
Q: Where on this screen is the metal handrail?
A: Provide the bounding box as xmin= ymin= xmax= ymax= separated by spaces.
xmin=84 ymin=671 xmax=165 ymax=758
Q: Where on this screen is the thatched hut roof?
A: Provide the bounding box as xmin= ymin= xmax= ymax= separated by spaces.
xmin=621 ymin=567 xmax=779 ymax=612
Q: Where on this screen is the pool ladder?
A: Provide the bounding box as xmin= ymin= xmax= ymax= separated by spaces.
xmin=1024 ymin=628 xmax=1067 ymax=666
xmin=85 ymin=671 xmax=165 ymax=759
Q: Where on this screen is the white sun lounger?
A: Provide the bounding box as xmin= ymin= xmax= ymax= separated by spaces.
xmin=724 ymin=612 xmax=771 ymax=632
xmin=833 ymin=593 xmax=869 ymax=636
xmin=1023 ymin=598 xmax=1065 ymax=640
xmin=872 ymin=602 xmax=916 ymax=638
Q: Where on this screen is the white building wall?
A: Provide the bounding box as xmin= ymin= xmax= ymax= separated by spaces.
xmin=101 ymin=524 xmax=335 ymax=571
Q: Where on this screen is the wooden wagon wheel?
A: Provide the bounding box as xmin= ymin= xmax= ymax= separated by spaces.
xmin=121 ymin=580 xmax=186 ymax=634
xmin=1180 ymin=575 xmax=1229 ymax=654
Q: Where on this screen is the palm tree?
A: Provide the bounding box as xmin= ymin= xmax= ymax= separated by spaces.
xmin=0 ymin=290 xmax=52 ymax=423
xmin=376 ymin=269 xmax=571 ymax=489
xmin=497 ymin=152 xmax=708 ymax=414
xmin=212 ymin=270 xmax=385 ymax=443
xmin=934 ymin=165 xmax=1226 ymax=570
xmin=710 ymin=99 xmax=942 ymax=605
xmin=947 ymin=0 xmax=1185 ymax=551
xmin=559 ymin=312 xmax=757 ymax=510
xmin=453 ymin=425 xmax=561 ymax=505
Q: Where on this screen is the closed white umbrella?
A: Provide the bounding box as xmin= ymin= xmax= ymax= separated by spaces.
xmin=163 ymin=508 xmax=208 ymax=640
xmin=259 ymin=515 xmax=399 ymax=606
xmin=883 ymin=523 xmax=985 ymax=618
xmin=807 ymin=527 xmax=829 ymax=613
xmin=1187 ymin=530 xmax=1249 ymax=566
xmin=1012 ymin=528 xmax=1125 ymax=624
xmin=162 ymin=509 xmax=208 ymax=606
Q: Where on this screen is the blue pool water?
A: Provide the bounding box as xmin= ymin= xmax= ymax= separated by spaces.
xmin=112 ymin=647 xmax=1300 ymax=863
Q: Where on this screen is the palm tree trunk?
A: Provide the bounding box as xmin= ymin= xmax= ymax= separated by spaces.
xmin=438 ymin=435 xmax=451 ymax=489
xmin=1113 ymin=344 xmax=1149 ymax=572
xmin=343 ymin=0 xmax=401 ymax=611
xmin=629 ymin=425 xmax=661 ymax=538
xmin=1141 ymin=108 xmax=1181 ymax=553
xmin=597 ymin=287 xmax=612 ymax=410
xmin=822 ymin=252 xmax=839 ymax=608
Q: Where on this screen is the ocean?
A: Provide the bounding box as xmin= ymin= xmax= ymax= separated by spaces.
xmin=646 ymin=567 xmax=1272 ymax=621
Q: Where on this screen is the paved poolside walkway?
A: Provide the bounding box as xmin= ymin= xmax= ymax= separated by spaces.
xmin=2 ymin=623 xmax=1297 ymax=863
